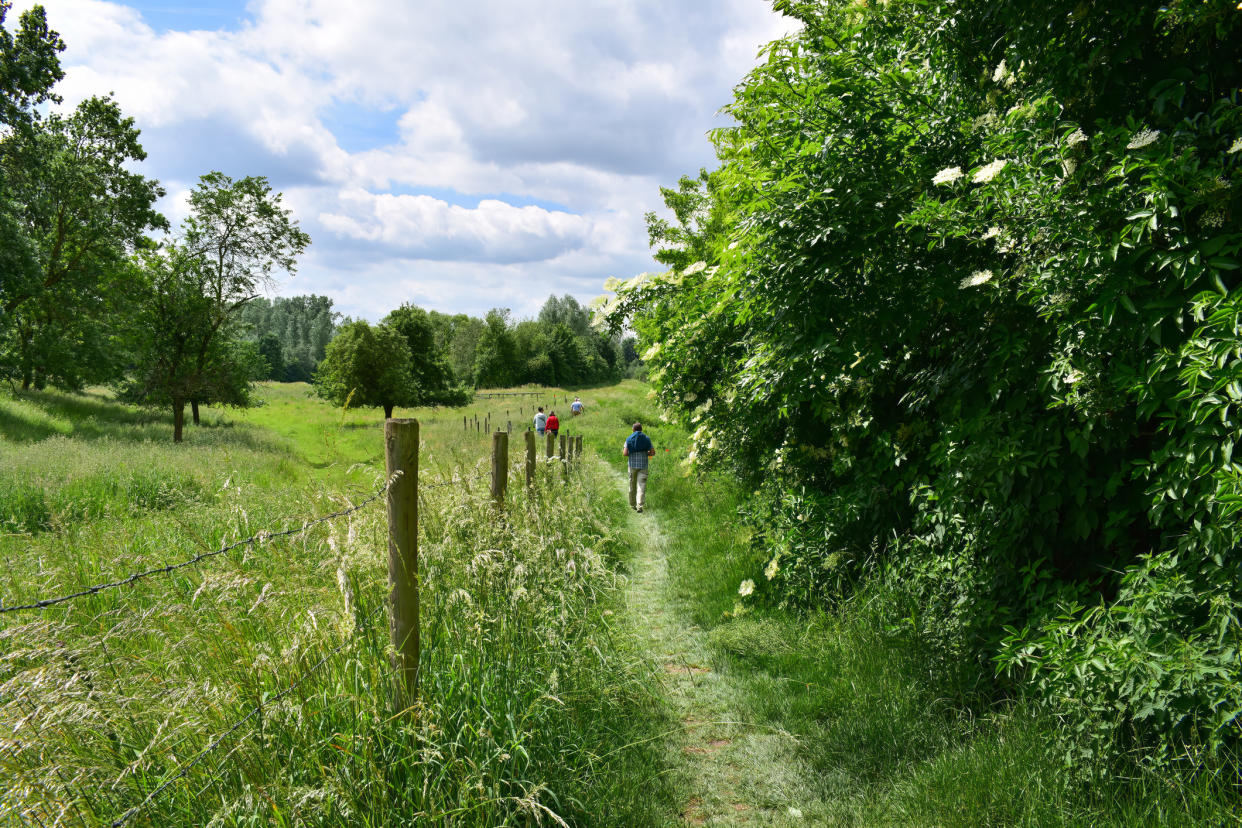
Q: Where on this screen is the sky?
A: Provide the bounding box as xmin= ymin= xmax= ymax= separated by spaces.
xmin=18 ymin=0 xmax=796 ymax=322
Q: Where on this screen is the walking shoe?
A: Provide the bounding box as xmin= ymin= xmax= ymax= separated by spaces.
xmin=637 ymin=507 xmax=643 ymax=513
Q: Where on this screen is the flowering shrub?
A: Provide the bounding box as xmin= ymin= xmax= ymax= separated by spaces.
xmin=598 ymin=0 xmax=1242 ymax=773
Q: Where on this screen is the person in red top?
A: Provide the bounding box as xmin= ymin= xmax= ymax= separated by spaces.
xmin=545 ymin=411 xmax=560 ymax=437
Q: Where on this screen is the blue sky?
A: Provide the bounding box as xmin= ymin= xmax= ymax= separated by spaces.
xmin=23 ymin=0 xmax=796 ymax=321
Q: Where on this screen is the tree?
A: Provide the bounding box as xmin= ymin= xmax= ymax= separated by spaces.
xmin=1 ymin=95 xmax=166 ymax=389
xmin=382 ymin=303 xmax=464 ymax=404
xmin=314 ymin=320 xmax=414 ymax=418
xmin=472 ymin=308 xmax=518 ymax=388
xmin=256 ymin=332 xmax=283 ymax=380
xmin=178 ymin=171 xmax=310 ymax=421
xmin=0 ymin=1 xmax=63 ymax=132
xmin=119 ymin=244 xmax=261 ymax=442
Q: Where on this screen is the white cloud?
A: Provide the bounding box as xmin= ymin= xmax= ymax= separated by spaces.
xmin=22 ymin=0 xmax=799 ymax=319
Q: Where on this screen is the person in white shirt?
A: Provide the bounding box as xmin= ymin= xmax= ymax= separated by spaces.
xmin=571 ymin=397 xmax=584 ymax=416
xmin=534 ymin=407 xmax=547 ymax=435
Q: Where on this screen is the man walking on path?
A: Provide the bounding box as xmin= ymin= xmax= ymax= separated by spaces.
xmin=571 ymin=397 xmax=584 ymax=416
xmin=534 ymin=407 xmax=547 ymax=435
xmin=623 ymin=422 xmax=655 ymax=513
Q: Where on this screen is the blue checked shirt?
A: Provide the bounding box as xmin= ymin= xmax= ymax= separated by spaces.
xmin=625 ymin=432 xmax=653 ymax=470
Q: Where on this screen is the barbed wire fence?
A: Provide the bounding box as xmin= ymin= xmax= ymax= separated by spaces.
xmin=1 ymin=419 xmax=589 ymax=827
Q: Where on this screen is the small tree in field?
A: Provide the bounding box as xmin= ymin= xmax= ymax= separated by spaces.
xmin=314 ymin=320 xmax=414 ymax=418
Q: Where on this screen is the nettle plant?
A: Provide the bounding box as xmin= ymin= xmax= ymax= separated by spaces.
xmin=601 ymin=0 xmax=1242 ymax=770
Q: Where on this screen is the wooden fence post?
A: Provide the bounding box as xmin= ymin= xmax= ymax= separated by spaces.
xmin=525 ymin=429 xmax=536 ymax=488
xmin=491 ymin=431 xmax=508 ymax=509
xmin=384 ymin=418 xmax=419 ymax=709
xmin=546 ymin=431 xmax=554 ymax=460
xmin=576 ymin=435 xmax=583 ymax=460
xmin=559 ymin=434 xmax=567 ymax=478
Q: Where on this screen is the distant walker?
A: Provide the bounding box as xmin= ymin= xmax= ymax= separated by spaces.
xmin=623 ymin=422 xmax=655 ymax=513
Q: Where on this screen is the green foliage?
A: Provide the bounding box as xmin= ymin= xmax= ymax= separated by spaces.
xmin=235 ymin=295 xmax=339 ymax=382
xmin=313 ymin=319 xmax=416 ymax=417
xmin=602 ymin=0 xmax=1242 ymax=781
xmin=0 ymin=94 xmax=166 ymax=390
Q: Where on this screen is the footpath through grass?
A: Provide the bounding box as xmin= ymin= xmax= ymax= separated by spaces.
xmin=1 ymin=383 xmax=673 ymax=827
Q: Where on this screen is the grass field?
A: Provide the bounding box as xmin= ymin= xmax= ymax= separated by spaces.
xmin=0 ymin=382 xmax=673 ymax=827
xmin=4 ymin=381 xmax=1234 ymax=826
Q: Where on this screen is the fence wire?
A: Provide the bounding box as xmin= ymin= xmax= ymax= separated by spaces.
xmin=109 ymin=603 xmax=386 ymax=828
xmin=0 ymin=476 xmax=400 ymax=615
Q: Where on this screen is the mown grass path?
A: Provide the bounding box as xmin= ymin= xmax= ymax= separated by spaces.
xmin=614 ymin=471 xmax=820 ymax=826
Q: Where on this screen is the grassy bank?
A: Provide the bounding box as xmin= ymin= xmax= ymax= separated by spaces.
xmin=1 ymin=383 xmax=672 ymax=826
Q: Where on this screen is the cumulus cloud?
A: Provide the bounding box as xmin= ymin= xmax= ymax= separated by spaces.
xmin=23 ymin=0 xmax=797 ymax=318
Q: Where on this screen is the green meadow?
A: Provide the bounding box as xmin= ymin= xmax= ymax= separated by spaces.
xmin=0 ymin=382 xmax=673 ymax=827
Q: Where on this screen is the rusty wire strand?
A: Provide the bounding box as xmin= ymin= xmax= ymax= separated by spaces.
xmin=0 ymin=475 xmax=400 ymax=615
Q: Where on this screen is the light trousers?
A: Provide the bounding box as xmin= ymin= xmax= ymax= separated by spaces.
xmin=628 ymin=467 xmax=649 ymax=510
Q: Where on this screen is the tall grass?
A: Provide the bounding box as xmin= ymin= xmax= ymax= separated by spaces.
xmin=0 ymin=383 xmax=673 ymax=826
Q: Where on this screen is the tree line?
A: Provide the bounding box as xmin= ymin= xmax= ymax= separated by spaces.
xmin=312 ymin=295 xmax=638 ymax=418
xmin=601 ymin=0 xmax=1241 ymax=788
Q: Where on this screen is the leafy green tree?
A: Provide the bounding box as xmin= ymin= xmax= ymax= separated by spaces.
xmin=382 ymin=303 xmax=466 ymax=404
xmin=643 ymin=168 xmax=729 ymax=271
xmin=472 ymin=309 xmax=519 ymax=388
xmin=0 ymin=1 xmax=62 ymax=131
xmin=119 ymin=244 xmax=261 ymax=442
xmin=179 ymin=171 xmax=310 ymax=421
xmin=256 ymin=332 xmax=284 ymax=380
xmin=1 ymin=95 xmax=166 ymax=389
xmin=235 ymin=295 xmax=339 ymax=381
xmin=314 ymin=320 xmax=414 ymax=418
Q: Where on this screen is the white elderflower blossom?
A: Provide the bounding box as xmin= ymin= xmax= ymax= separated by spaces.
xmin=1061 ymin=158 xmax=1077 ymax=178
xmin=959 ymin=269 xmax=993 ymax=288
xmin=684 ymin=261 xmax=708 ymax=275
xmin=932 ymin=166 xmax=964 ymax=186
xmin=972 ymin=159 xmax=1008 ymax=183
xmin=992 ymin=59 xmax=1008 ymax=83
xmin=1066 ymin=128 xmax=1088 ymax=146
xmin=643 ymin=342 xmax=662 ymax=360
xmin=1126 ymin=129 xmax=1160 ymax=150
xmin=765 ymin=556 xmax=780 ymax=580
xmin=738 ymin=579 xmax=755 ymax=597
xmin=1230 ymin=137 xmax=1242 ymax=154
xmin=602 ymin=276 xmax=622 ymax=291
xmin=1202 ymin=209 xmax=1225 ymax=228
xmin=982 ymin=226 xmax=1002 ymax=241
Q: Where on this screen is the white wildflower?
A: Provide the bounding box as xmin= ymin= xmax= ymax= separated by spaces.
xmin=1126 ymin=129 xmax=1160 ymax=150
xmin=738 ymin=579 xmax=755 ymax=597
xmin=1202 ymin=209 xmax=1225 ymax=228
xmin=683 ymin=391 xmax=697 ymax=403
xmin=1064 ymin=369 xmax=1082 ymax=385
xmin=972 ymin=159 xmax=1008 ymax=184
xmin=1066 ymin=128 xmax=1088 ymax=146
xmin=765 ymin=556 xmax=780 ymax=580
xmin=684 ymin=261 xmax=708 ymax=275
xmin=643 ymin=342 xmax=662 ymax=360
xmin=1229 ymin=137 xmax=1242 ymax=154
xmin=959 ymin=269 xmax=993 ymax=288
xmin=602 ymin=276 xmax=623 ymax=291
xmin=932 ymin=166 xmax=964 ymax=186
xmin=1061 ymin=158 xmax=1077 ymax=178
xmin=972 ymin=112 xmax=998 ymax=130
xmin=992 ymin=59 xmax=1008 ymax=83
xmin=788 ymin=807 xmax=804 ymax=819
xmin=982 ymin=226 xmax=1001 ymax=241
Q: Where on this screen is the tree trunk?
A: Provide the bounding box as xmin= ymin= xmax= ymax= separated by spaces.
xmin=173 ymin=399 xmax=185 ymax=443
xmin=384 ymin=404 xmax=395 ymax=419
xmin=20 ymin=372 xmax=31 ymax=391
xmin=191 ymin=400 xmax=201 ymax=425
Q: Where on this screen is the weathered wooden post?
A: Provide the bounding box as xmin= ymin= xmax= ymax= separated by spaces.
xmin=576 ymin=435 xmax=583 ymax=460
xmin=462 ymin=415 xmax=466 ymax=431
xmin=546 ymin=431 xmax=554 ymax=461
xmin=525 ymin=429 xmax=536 ymax=488
xmin=384 ymin=418 xmax=419 ymax=708
xmin=491 ymin=431 xmax=508 ymax=509
xmin=559 ymin=434 xmax=567 ymax=478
